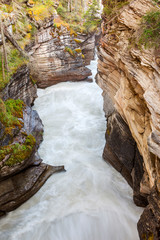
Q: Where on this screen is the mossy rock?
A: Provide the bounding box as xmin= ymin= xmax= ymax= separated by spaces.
xmin=0 ymin=134 xmax=36 ymax=167
xmin=0 ymin=99 xmax=24 ymax=129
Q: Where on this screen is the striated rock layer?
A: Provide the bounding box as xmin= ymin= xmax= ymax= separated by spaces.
xmin=2 ymin=65 xmax=37 ymax=106
xmin=97 ymin=0 xmax=160 ymax=239
xmin=27 ymin=19 xmax=97 ymax=88
xmin=0 ymin=65 xmax=65 ymax=217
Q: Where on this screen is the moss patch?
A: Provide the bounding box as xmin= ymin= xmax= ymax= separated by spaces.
xmin=0 ymin=98 xmax=37 ymax=168
xmin=0 ymin=134 xmax=36 ymax=167
xmin=0 ymin=99 xmax=24 ymax=129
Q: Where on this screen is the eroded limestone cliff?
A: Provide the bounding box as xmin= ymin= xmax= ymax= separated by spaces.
xmin=97 ymin=0 xmax=160 ymax=238
xmin=28 ymin=18 xmax=96 ymax=88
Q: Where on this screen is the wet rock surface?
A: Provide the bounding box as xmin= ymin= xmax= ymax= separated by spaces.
xmin=0 ymin=164 xmax=65 ymax=214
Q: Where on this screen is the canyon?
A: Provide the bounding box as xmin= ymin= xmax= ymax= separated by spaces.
xmin=0 ymin=0 xmax=160 ymax=239
xmin=0 ymin=55 xmax=142 ymax=240
xmin=96 ymin=0 xmax=160 ymax=238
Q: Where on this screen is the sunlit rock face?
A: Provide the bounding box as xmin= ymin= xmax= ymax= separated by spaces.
xmin=28 ymin=19 xmax=97 ymax=88
xmin=97 ymin=0 xmax=160 ymax=238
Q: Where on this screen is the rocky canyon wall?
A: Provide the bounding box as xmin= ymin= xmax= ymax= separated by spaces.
xmin=1 ymin=65 xmax=37 ymax=106
xmin=27 ymin=18 xmax=98 ymax=88
xmin=0 ymin=66 xmax=64 ymax=217
xmin=96 ymin=0 xmax=160 ymax=239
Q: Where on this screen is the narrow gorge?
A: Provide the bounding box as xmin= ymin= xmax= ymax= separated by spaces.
xmin=0 ymin=54 xmax=142 ymax=240
xmin=0 ymin=0 xmax=160 ymax=239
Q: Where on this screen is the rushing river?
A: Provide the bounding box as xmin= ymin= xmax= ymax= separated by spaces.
xmin=0 ymin=57 xmax=142 ymax=240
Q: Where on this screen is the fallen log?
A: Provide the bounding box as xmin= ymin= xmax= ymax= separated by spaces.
xmin=3 ymin=27 xmax=29 ymax=59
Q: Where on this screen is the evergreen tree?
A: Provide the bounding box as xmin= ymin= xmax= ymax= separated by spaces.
xmin=83 ymin=0 xmax=101 ymax=32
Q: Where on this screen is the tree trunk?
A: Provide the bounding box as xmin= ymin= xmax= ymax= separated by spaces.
xmin=84 ymin=0 xmax=87 ymax=11
xmin=0 ymin=18 xmax=9 ymax=72
xmin=1 ymin=46 xmax=5 ymax=81
xmin=75 ymin=0 xmax=78 ymax=12
xmin=70 ymin=0 xmax=72 ymax=12
xmin=3 ymin=27 xmax=29 ymax=59
xmin=81 ymin=0 xmax=84 ymax=10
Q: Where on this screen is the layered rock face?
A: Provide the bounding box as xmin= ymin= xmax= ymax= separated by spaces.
xmin=2 ymin=65 xmax=37 ymax=106
xmin=28 ymin=19 xmax=96 ymax=88
xmin=97 ymin=0 xmax=160 ymax=238
xmin=0 ymin=66 xmax=64 ymax=217
xmin=103 ymin=111 xmax=148 ymax=207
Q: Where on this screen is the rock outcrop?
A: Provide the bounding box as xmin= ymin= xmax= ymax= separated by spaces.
xmin=0 ymin=163 xmax=64 ymax=216
xmin=0 ymin=65 xmax=65 ymax=217
xmin=97 ymin=0 xmax=160 ymax=238
xmin=2 ymin=65 xmax=37 ymax=106
xmin=27 ymin=18 xmax=96 ymax=88
xmin=104 ymin=111 xmax=148 ymax=207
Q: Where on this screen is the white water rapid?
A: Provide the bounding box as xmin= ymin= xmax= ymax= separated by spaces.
xmin=0 ymin=57 xmax=143 ymax=240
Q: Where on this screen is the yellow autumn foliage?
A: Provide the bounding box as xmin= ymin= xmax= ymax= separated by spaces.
xmin=54 ymin=18 xmax=70 ymax=30
xmin=75 ymin=48 xmax=82 ymax=53
xmin=27 ymin=3 xmax=54 ymax=22
xmin=65 ymin=47 xmax=76 ymax=57
xmin=70 ymin=29 xmax=77 ymax=37
xmin=28 ymin=0 xmax=35 ymax=5
xmin=26 ymin=33 xmax=31 ymax=40
xmin=74 ymin=38 xmax=82 ymax=44
xmin=0 ymin=4 xmax=13 ymax=13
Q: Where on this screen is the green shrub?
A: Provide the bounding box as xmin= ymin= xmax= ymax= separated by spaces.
xmin=83 ymin=0 xmax=101 ymax=33
xmin=139 ymin=10 xmax=160 ymax=48
xmin=152 ymin=0 xmax=159 ymax=3
xmin=103 ymin=0 xmax=129 ymax=18
xmin=57 ymin=4 xmax=66 ymax=18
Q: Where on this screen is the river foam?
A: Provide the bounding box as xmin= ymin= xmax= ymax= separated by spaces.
xmin=0 ymin=57 xmax=142 ymax=240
